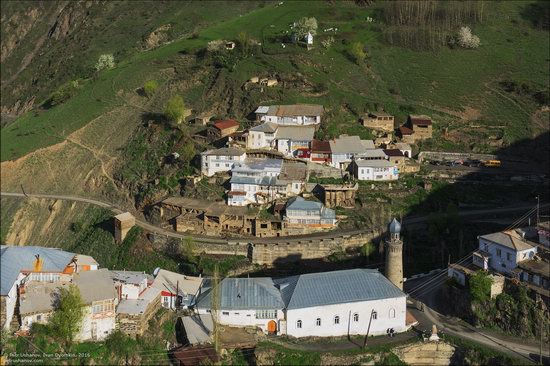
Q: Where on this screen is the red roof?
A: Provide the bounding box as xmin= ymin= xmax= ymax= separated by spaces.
xmin=311 ymin=139 xmax=331 ymax=153
xmin=399 ymin=126 xmax=414 ymax=135
xmin=161 ymin=290 xmax=177 ymax=297
xmin=409 ymin=116 xmax=432 ymax=126
xmin=213 ymin=119 xmax=239 ymax=130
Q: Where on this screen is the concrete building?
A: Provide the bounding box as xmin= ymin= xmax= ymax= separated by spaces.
xmin=258 ymin=104 xmax=323 ymax=126
xmin=111 ymin=271 xmax=151 ymax=300
xmin=360 ymin=111 xmax=395 ymax=132
xmin=408 ymin=115 xmax=433 ymax=140
xmin=275 ymin=126 xmax=315 ymax=157
xmin=151 ymin=269 xmax=203 ymax=309
xmin=284 ymin=197 xmax=336 ymax=228
xmin=475 ymin=230 xmax=538 ymax=275
xmin=278 ymin=269 xmax=407 ymax=338
xmin=329 ymin=135 xmax=373 ymax=170
xmin=114 ymin=212 xmax=135 ymax=243
xmin=196 ymin=278 xmax=286 ymax=334
xmin=246 ymin=122 xmax=278 ymax=149
xmin=207 ymin=120 xmax=240 ymax=140
xmin=195 ymin=269 xmax=407 ymax=338
xmin=228 ymin=158 xmax=284 ymax=206
xmin=385 ymin=219 xmax=404 ymax=290
xmin=352 ymin=160 xmax=399 ymax=181
xmin=1 ymin=246 xmax=98 ymax=331
xmin=200 ymin=147 xmax=246 ymax=177
xmin=398 ymin=126 xmax=415 ymax=144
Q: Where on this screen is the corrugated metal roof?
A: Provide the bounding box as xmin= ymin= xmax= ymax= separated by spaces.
xmin=73 ymin=269 xmax=117 ymax=304
xmin=111 ymin=270 xmax=151 ymax=285
xmin=275 ymin=126 xmax=315 ymax=140
xmin=255 ymin=106 xmax=270 ymax=114
xmin=152 ymin=269 xmax=203 ymax=297
xmin=1 ymin=246 xmax=76 ymax=296
xmin=250 ymin=122 xmax=278 ymax=133
xmin=196 ymin=278 xmax=285 ymax=310
xmin=275 ymin=269 xmax=406 ymax=309
xmin=201 ymin=147 xmax=245 ymax=157
xmin=354 ymin=159 xmax=394 ymax=168
xmin=480 ymin=230 xmax=537 ymax=251
xmin=286 ymin=196 xmax=322 ymax=211
xmin=271 ymin=104 xmax=324 ymax=117
xmin=329 ymin=135 xmax=368 ymax=154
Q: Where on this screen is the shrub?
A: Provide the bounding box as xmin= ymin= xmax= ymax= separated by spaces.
xmin=95 ymin=54 xmax=115 ymax=72
xmin=449 ymin=26 xmax=480 ymax=49
xmin=350 ymin=42 xmax=367 ymax=64
xmin=469 ymin=270 xmax=492 ymax=303
xmin=321 ymin=36 xmax=335 ymax=49
xmin=143 ymin=80 xmax=159 ymax=97
xmin=164 ymin=95 xmax=185 ymax=124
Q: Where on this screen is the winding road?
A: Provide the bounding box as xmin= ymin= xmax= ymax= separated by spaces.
xmin=1 ymin=191 xmax=547 ymax=245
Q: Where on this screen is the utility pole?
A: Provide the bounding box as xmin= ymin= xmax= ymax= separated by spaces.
xmin=536 ymin=195 xmax=540 ymax=226
xmin=362 ymin=309 xmax=375 ymax=350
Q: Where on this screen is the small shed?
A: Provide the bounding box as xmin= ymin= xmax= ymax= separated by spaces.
xmin=114 ymin=212 xmax=136 ymax=243
xmin=305 ymin=32 xmax=313 ymax=45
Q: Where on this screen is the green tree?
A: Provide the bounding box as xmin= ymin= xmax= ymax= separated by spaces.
xmin=105 ymin=330 xmax=138 ymax=363
xmin=180 ymin=141 xmax=196 ymax=163
xmin=237 ymin=31 xmax=250 ymax=57
xmin=360 ymin=242 xmax=376 ymax=263
xmin=350 ymin=42 xmax=367 ymax=64
xmin=469 ymin=270 xmax=493 ymax=303
xmin=165 ymin=95 xmax=185 ymax=124
xmin=49 ymin=284 xmax=85 ymax=346
xmin=294 ymin=17 xmax=318 ymax=38
xmin=95 ymin=54 xmax=115 ymax=72
xmin=143 ymin=80 xmax=159 ymax=98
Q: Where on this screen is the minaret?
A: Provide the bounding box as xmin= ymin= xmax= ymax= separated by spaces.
xmin=385 ymin=218 xmax=404 ymax=290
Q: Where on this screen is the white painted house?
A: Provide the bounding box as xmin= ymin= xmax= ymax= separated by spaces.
xmin=284 ymin=196 xmax=336 ymax=228
xmin=475 ymin=230 xmax=538 ymax=275
xmin=246 ymin=122 xmax=278 ymax=149
xmin=194 ymin=269 xmax=407 ymax=338
xmin=195 ymin=277 xmax=285 ymax=334
xmin=352 ymin=159 xmax=399 ymax=181
xmin=329 ymin=135 xmax=374 ymax=170
xmin=275 ymin=126 xmax=315 ymax=156
xmin=228 ymin=158 xmax=285 ymax=206
xmin=258 ymin=104 xmax=323 ymax=125
xmin=0 ymin=246 xmax=98 ymax=331
xmin=201 ymin=147 xmax=247 ymax=177
xmin=111 ymin=271 xmax=150 ymax=300
xmin=152 ymin=269 xmax=203 ymax=309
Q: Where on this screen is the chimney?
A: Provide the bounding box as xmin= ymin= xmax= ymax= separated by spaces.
xmin=33 ymin=254 xmax=43 ymax=272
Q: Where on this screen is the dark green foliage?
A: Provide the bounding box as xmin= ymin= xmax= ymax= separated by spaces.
xmin=468 ymin=270 xmax=492 ymax=303
xmin=45 ymin=80 xmax=83 ymax=108
xmin=375 ymin=352 xmax=406 ymax=365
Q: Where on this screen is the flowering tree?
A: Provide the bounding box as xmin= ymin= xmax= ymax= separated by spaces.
xmin=457 ymin=26 xmax=480 ymax=49
xmin=95 ymin=54 xmax=115 ymax=71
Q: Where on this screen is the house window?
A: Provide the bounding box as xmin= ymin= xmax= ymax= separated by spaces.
xmin=37 ymin=315 xmax=42 ymax=321
xmin=256 ymin=310 xmax=277 ymax=319
xmin=316 ymin=318 xmax=321 ymax=326
xmin=389 ymin=308 xmax=395 ymax=318
xmin=506 ymin=253 xmax=512 ymax=261
xmin=296 ymin=320 xmax=302 ymax=329
xmin=372 ymin=311 xmax=377 ymax=320
xmin=496 ymin=248 xmax=502 ymax=257
xmin=334 ymin=316 xmax=340 ymax=325
xmin=222 ymin=311 xmax=229 ymax=315
xmin=353 ymin=313 xmax=359 ymax=322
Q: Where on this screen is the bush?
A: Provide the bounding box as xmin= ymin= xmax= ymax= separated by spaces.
xmin=449 ymin=26 xmax=480 ymax=49
xmin=164 ymin=95 xmax=185 ymax=124
xmin=47 ymin=80 xmax=82 ymax=107
xmin=143 ymin=80 xmax=159 ymax=97
xmin=468 ymin=270 xmax=492 ymax=303
xmin=349 ymin=42 xmax=367 ymax=64
xmin=95 ymin=54 xmax=115 ymax=72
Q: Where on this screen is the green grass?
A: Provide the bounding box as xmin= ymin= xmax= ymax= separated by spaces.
xmin=2 ymin=1 xmax=548 ymax=162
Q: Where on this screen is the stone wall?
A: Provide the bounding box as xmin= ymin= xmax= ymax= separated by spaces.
xmin=117 ymin=294 xmax=161 ymax=337
xmin=418 ymin=151 xmax=497 ymax=163
xmin=0 ymin=296 xmax=6 ymax=330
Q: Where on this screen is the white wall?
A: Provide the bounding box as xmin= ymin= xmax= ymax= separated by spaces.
xmin=355 ymin=165 xmax=398 ymax=181
xmin=448 ymin=267 xmax=466 ymax=286
xmin=478 ymin=238 xmax=537 ymax=275
xmin=2 ymin=273 xmax=26 ymax=330
xmin=201 ymin=153 xmax=246 ymax=177
xmin=198 ymin=308 xmax=285 ymax=333
xmin=286 ymin=297 xmax=407 ymax=338
xmin=77 ymin=306 xmax=116 ymax=341
xmin=121 ymin=283 xmax=142 ymax=300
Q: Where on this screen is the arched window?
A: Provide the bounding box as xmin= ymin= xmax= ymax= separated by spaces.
xmin=353 ymin=313 xmax=359 ymax=322
xmin=334 ymin=315 xmax=340 ymax=325
xmin=372 ymin=311 xmax=378 ymax=320
xmin=389 ymin=308 xmax=395 ymax=319
xmin=316 ymin=318 xmax=321 ymax=326
xmin=296 ymin=320 xmax=302 ymax=329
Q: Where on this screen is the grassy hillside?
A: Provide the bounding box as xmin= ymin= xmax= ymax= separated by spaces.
xmin=2 ymin=0 xmax=548 ymax=162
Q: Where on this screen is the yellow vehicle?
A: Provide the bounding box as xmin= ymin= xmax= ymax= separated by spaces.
xmin=484 ymin=159 xmax=501 ymax=168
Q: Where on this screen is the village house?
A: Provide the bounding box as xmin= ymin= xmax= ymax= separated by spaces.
xmin=391 ymin=142 xmax=412 ymax=158
xmin=358 ymin=148 xmax=387 ymax=161
xmin=352 ymin=159 xmax=399 ymax=181
xmin=310 ymin=139 xmax=331 ymax=164
xmin=408 ymin=114 xmax=433 ymax=140
xmin=200 ymin=147 xmax=246 ymax=177
xmin=275 ymin=126 xmax=315 ymax=156
xmin=256 ymin=104 xmax=323 ymax=125
xmin=317 ymin=183 xmax=358 ymax=208
xmin=151 ymin=269 xmax=203 ymax=310
xmin=1 ymin=246 xmax=98 ymax=331
xmin=228 ymin=159 xmax=285 ymax=206
xmin=19 ymin=269 xmax=119 ymax=341
xmin=284 ymin=197 xmax=337 ymax=228
xmin=398 ymin=126 xmax=415 ymax=144
xmin=246 ymin=122 xmax=278 ymax=149
xmin=192 ymin=269 xmax=407 ymax=337
xmin=329 ymin=135 xmax=374 ymax=170
xmin=207 ymin=119 xmax=240 ymax=140
xmin=360 ymin=111 xmax=395 ymax=132
xmin=475 ymin=230 xmax=538 ymax=275
xmin=383 ymin=149 xmax=406 ymax=170
xmin=195 ymin=278 xmax=286 ymax=334
xmin=111 ymin=270 xmax=161 ymax=337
